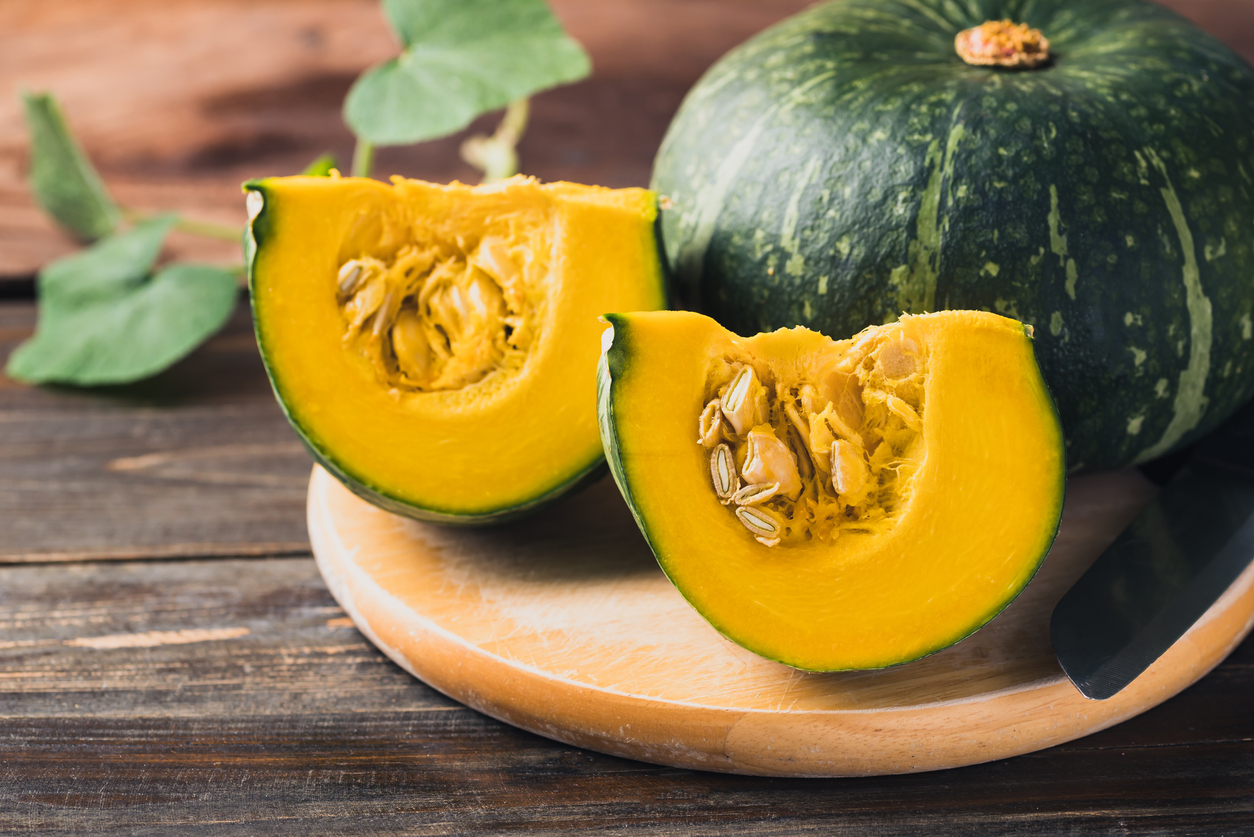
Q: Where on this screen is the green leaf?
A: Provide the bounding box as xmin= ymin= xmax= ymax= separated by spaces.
xmin=301 ymin=153 xmax=338 ymax=177
xmin=344 ymin=0 xmax=590 ymax=146
xmin=39 ymin=215 xmax=176 ymax=308
xmin=6 ymin=219 xmax=238 ymax=386
xmin=22 ymin=91 xmax=122 ymax=241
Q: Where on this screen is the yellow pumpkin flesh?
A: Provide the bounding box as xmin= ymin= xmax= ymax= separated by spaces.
xmin=247 ymin=174 xmax=665 ymax=522
xmin=598 ymin=309 xmax=1065 ymax=670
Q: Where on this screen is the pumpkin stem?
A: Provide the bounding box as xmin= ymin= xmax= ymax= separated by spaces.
xmin=955 ymin=20 xmax=1050 ymax=69
xmin=351 ymin=140 xmax=376 ymax=179
xmin=460 ymin=98 xmax=531 ymax=184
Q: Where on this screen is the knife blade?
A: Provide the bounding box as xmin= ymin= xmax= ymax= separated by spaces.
xmin=1050 ymin=398 xmax=1254 ymax=700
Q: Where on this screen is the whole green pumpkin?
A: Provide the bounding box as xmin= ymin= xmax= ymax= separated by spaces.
xmin=652 ymin=0 xmax=1254 ymax=471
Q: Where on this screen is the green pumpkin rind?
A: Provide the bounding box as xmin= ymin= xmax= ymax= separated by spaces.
xmin=596 ymin=315 xmax=649 ymax=542
xmin=652 ymin=0 xmax=1254 ymax=472
xmin=245 ymin=179 xmax=606 ymax=526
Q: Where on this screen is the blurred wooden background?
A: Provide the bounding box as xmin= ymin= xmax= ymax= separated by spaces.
xmin=5 ymin=0 xmax=1254 ymax=281
xmin=1 ymin=0 xmax=824 ymax=279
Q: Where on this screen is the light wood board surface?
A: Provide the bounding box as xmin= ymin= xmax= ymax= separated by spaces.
xmin=308 ymin=464 xmax=1254 ymax=777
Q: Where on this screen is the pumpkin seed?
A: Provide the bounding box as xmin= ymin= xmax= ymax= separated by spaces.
xmin=877 ymin=335 xmax=918 ymax=379
xmin=710 ymin=443 xmax=739 ymax=501
xmin=699 ymin=399 xmax=724 ymax=447
xmin=831 ymin=439 xmax=869 ymax=496
xmin=391 ymin=308 xmax=432 ymax=382
xmin=723 ymin=366 xmax=752 ymax=411
xmin=338 ymin=261 xmax=365 ymax=296
xmin=732 ymin=482 xmax=780 ymax=505
xmin=720 ymin=365 xmax=761 ymax=435
xmin=754 ymin=535 xmax=781 ymax=548
xmin=372 ymin=290 xmax=399 ymax=339
xmin=736 ymin=504 xmax=782 ymax=537
xmin=783 ymin=400 xmax=811 ymax=452
xmin=342 ymin=271 xmax=388 ymax=335
xmin=823 ymin=368 xmax=864 ymax=430
xmin=884 ymin=393 xmax=922 ymax=429
xmin=472 ymin=237 xmax=522 ymax=296
xmin=837 ymin=327 xmax=882 ymax=373
xmin=742 ymin=426 xmax=802 ymax=500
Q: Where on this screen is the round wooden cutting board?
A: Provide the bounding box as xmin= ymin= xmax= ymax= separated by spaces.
xmin=308 ymin=465 xmax=1254 ymax=777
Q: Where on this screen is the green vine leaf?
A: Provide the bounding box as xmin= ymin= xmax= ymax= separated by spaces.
xmin=6 ymin=216 xmax=238 ymax=385
xmin=22 ymin=91 xmax=122 ymax=241
xmin=37 ymin=214 xmax=176 ymax=306
xmin=344 ymin=0 xmax=590 ymax=146
xmin=301 ymin=153 xmax=338 ymax=177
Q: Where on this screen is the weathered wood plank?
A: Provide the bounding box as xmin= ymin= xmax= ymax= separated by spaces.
xmin=3 ymin=720 xmax=1250 ymax=835
xmin=0 ymin=557 xmax=425 ymax=716
xmin=0 ymin=555 xmax=1249 ymax=834
xmin=0 ymin=300 xmax=312 ymax=561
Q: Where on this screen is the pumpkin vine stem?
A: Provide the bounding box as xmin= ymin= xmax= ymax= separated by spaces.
xmin=352 ymin=139 xmax=376 ymax=179
xmin=170 ymin=216 xmax=243 ymax=243
xmin=121 ymin=208 xmax=242 ymax=243
xmin=460 ymin=98 xmax=530 ymax=184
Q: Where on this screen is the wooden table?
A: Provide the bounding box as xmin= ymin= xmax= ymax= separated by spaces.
xmin=2 ymin=1 xmax=1252 ymax=832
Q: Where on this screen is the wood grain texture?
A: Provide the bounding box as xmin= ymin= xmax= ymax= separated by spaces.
xmin=0 ymin=300 xmax=312 ymax=561
xmin=0 ymin=555 xmax=1250 ymax=834
xmin=308 ymin=464 xmax=1254 ymax=777
xmin=3 ymin=0 xmax=1250 ymax=283
xmin=0 ymin=0 xmax=815 ymax=282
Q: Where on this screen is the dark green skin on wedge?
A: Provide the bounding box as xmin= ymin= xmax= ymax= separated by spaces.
xmin=596 ymin=314 xmax=644 ymax=538
xmin=652 ymin=0 xmax=1254 ymax=471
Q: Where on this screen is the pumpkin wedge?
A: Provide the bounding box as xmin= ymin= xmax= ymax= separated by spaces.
xmin=246 ymin=174 xmax=665 ymax=524
xmin=597 ymin=310 xmax=1065 ymax=670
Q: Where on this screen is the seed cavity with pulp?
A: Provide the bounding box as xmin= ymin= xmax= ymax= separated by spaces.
xmin=335 ymin=205 xmax=548 ymax=394
xmin=700 ymin=322 xmax=928 ymax=548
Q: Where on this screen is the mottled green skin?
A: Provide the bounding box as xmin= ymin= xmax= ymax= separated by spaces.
xmin=244 ymin=179 xmax=605 ymax=526
xmin=653 ymin=0 xmax=1254 ymax=471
